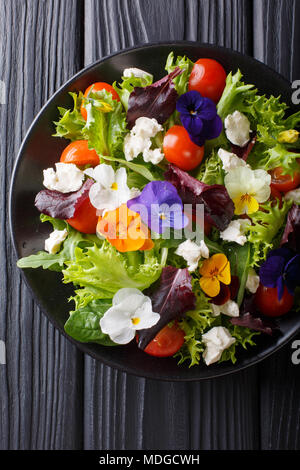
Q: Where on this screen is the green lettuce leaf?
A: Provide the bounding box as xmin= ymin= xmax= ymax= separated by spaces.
xmin=113 ymin=73 xmax=153 ymax=111
xmin=83 ymin=89 xmax=127 ymax=158
xmin=219 ymin=321 xmax=259 ymax=364
xmin=62 ymin=241 xmax=163 ymax=299
xmin=17 ymin=215 xmax=99 ymax=272
xmin=195 ymin=149 xmax=224 ymax=184
xmin=53 ymin=92 xmax=86 ymax=141
xmin=165 ymin=52 xmax=194 ymax=96
xmin=64 ymin=298 xmax=117 ymax=346
xmin=225 ymin=243 xmax=251 ymax=306
xmin=247 ymin=199 xmax=292 ymax=267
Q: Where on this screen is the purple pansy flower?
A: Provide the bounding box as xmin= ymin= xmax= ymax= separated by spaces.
xmin=176 ymin=90 xmax=222 ymax=146
xmin=127 ymin=181 xmax=188 ymax=234
xmin=259 ymin=247 xmax=300 ymax=300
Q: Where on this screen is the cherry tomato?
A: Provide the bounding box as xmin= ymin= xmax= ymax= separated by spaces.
xmin=270 ymin=166 xmax=300 ymax=193
xmin=188 ymin=58 xmax=226 ymax=103
xmin=80 ymin=82 xmax=120 ymax=120
xmin=143 ymin=323 xmax=185 ymax=358
xmin=163 ymin=125 xmax=204 ymax=171
xmin=67 ymin=198 xmax=98 ymax=234
xmin=60 ymin=140 xmax=100 ymax=167
xmin=255 ymin=284 xmax=294 ymax=317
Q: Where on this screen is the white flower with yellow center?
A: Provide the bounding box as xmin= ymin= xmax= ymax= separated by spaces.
xmin=224 ymin=166 xmax=271 ymax=215
xmin=84 ymin=163 xmax=133 ymax=212
xmin=100 ymin=288 xmax=160 ymax=344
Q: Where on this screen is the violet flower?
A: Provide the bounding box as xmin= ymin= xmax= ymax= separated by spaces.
xmin=176 ymin=90 xmax=222 ymax=146
xmin=127 ymin=181 xmax=188 ymax=234
xmin=259 ymin=247 xmax=300 ymax=300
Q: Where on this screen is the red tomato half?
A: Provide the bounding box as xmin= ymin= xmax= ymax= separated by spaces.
xmin=143 ymin=323 xmax=185 ymax=358
xmin=67 ymin=198 xmax=98 ymax=234
xmin=163 ymin=125 xmax=204 ymax=171
xmin=60 ymin=140 xmax=100 ymax=167
xmin=255 ymin=284 xmax=294 ymax=317
xmin=188 ymin=58 xmax=226 ymax=103
xmin=80 ymin=82 xmax=120 ymax=120
xmin=270 ymin=166 xmax=300 ymax=193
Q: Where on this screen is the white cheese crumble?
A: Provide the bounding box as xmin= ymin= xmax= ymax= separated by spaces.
xmin=246 ymin=267 xmax=260 ymax=294
xmin=217 ymin=148 xmax=248 ymax=172
xmin=44 ymin=229 xmax=68 ymax=255
xmin=211 ymin=300 xmax=239 ymax=318
xmin=284 ymin=188 xmax=300 ymax=204
xmin=43 ymin=163 xmax=84 ymax=193
xmin=224 ymin=110 xmax=251 ymax=147
xmin=123 ymin=67 xmax=153 ymax=81
xmin=220 ymin=219 xmax=249 ymax=245
xmin=202 ymin=326 xmax=236 ymax=366
xmin=175 ymin=239 xmax=209 ymax=272
xmin=124 ymin=117 xmax=164 ymax=165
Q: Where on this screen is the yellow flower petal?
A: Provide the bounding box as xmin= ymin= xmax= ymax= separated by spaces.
xmin=218 ymin=260 xmax=231 ymax=285
xmin=200 ymin=276 xmax=221 ymax=297
xmin=277 ymin=129 xmax=299 ymax=144
xmin=233 ymin=194 xmax=259 ymax=215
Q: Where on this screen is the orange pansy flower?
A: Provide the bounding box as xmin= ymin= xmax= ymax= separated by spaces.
xmin=97 ymin=204 xmax=154 ymax=253
xmin=199 ymin=253 xmax=231 ymax=297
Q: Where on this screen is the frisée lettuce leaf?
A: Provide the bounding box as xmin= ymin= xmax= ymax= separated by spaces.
xmin=53 ymin=92 xmax=86 ymax=141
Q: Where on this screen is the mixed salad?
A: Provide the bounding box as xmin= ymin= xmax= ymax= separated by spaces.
xmin=17 ymin=52 xmax=300 ymax=366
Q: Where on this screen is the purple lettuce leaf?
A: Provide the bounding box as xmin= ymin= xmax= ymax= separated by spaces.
xmin=164 ymin=164 xmax=234 ymax=231
xmin=35 ymin=179 xmax=93 ymax=219
xmin=137 ymin=266 xmax=196 ymax=350
xmin=126 ymin=67 xmax=183 ymax=129
xmin=231 ymin=131 xmax=257 ymax=161
xmin=281 ymin=204 xmax=300 ymax=253
xmin=230 ymin=295 xmax=278 ymax=335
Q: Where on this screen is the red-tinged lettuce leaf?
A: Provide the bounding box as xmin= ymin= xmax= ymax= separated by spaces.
xmin=230 ymin=295 xmax=278 ymax=335
xmin=164 ymin=164 xmax=234 ymax=231
xmin=35 ymin=179 xmax=93 ymax=219
xmin=126 ymin=67 xmax=183 ymax=129
xmin=137 ymin=266 xmax=196 ymax=350
xmin=231 ymin=131 xmax=257 ymax=161
xmin=281 ymin=204 xmax=300 ymax=253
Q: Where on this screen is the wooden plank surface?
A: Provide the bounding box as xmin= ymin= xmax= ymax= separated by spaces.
xmin=1 ymin=0 xmax=299 ymax=450
xmin=83 ymin=0 xmax=260 ymax=451
xmin=0 ymin=0 xmax=84 ymax=449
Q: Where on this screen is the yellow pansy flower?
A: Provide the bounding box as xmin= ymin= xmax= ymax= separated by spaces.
xmin=277 ymin=129 xmax=299 ymax=144
xmin=224 ymin=166 xmax=271 ymax=215
xmin=199 ymin=254 xmax=231 ymax=297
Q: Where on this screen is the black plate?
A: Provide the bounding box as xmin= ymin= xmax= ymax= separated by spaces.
xmin=9 ymin=41 xmax=300 ymax=381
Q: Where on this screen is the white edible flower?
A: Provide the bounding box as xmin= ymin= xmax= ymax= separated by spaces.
xmin=124 ymin=117 xmax=164 ymax=165
xmin=202 ymin=326 xmax=236 ymax=366
xmin=224 ymin=166 xmax=271 ymax=215
xmin=246 ymin=267 xmax=260 ymax=294
xmin=224 ymin=110 xmax=251 ymax=147
xmin=84 ymin=163 xmax=132 ymax=213
xmin=43 ymin=163 xmax=84 ymax=193
xmin=100 ymin=288 xmax=160 ymax=344
xmin=123 ymin=67 xmax=153 ymax=81
xmin=211 ymin=300 xmax=239 ymax=318
xmin=175 ymin=239 xmax=209 ymax=272
xmin=284 ymin=188 xmax=300 ymax=204
xmin=220 ymin=219 xmax=249 ymax=245
xmin=217 ymin=148 xmax=248 ymax=172
xmin=44 ymin=229 xmax=68 ymax=255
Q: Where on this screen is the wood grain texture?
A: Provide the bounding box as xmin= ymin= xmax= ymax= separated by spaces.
xmin=83 ymin=0 xmax=260 ymax=451
xmin=253 ymin=0 xmax=300 ymax=450
xmin=0 ymin=0 xmax=84 ymax=449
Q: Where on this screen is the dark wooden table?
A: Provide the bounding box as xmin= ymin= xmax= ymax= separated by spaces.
xmin=1 ymin=0 xmax=299 ymax=450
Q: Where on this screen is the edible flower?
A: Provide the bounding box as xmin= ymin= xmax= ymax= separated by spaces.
xmin=127 ymin=181 xmax=188 ymax=234
xmin=277 ymin=129 xmax=299 ymax=144
xmin=85 ymin=164 xmax=134 ymax=213
xmin=259 ymin=246 xmax=300 ymax=300
xmin=176 ymin=90 xmax=222 ymax=146
xmin=100 ymin=288 xmax=160 ymax=344
xmin=97 ymin=204 xmax=154 ymax=253
xmin=224 ymin=166 xmax=271 ymax=215
xmin=199 ymin=253 xmax=231 ymax=297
